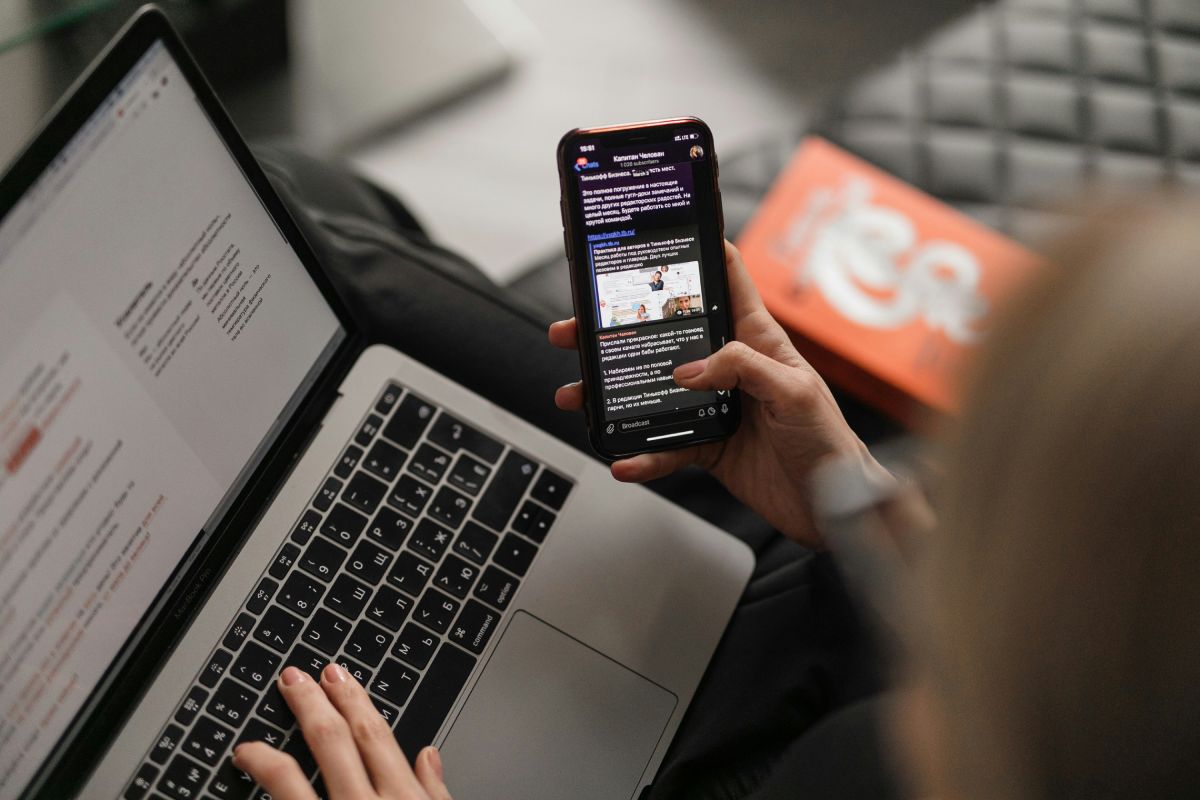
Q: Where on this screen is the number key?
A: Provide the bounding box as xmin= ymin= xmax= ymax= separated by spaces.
xmin=277 ymin=572 xmax=324 ymax=618
xmin=157 ymin=754 xmax=209 ymax=800
xmin=183 ymin=716 xmax=234 ymax=766
xmin=299 ymin=538 xmax=347 ymax=582
xmin=207 ymin=679 xmax=256 ymax=726
xmin=253 ymin=606 xmax=303 ymax=653
xmin=230 ymin=642 xmax=281 ymax=689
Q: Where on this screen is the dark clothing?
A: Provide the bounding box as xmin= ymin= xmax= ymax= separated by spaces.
xmin=255 ymin=144 xmax=903 ymax=800
xmin=650 ymin=280 xmax=665 ymax=290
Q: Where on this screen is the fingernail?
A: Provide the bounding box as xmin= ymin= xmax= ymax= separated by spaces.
xmin=280 ymin=666 xmax=306 ymax=686
xmin=324 ymin=662 xmax=347 ymax=683
xmin=674 ymin=359 xmax=707 ymax=380
xmin=231 ymin=744 xmax=244 ymax=765
xmin=428 ymin=746 xmax=444 ymax=780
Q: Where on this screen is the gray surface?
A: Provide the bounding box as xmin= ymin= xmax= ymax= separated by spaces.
xmin=439 ymin=611 xmax=678 ymax=800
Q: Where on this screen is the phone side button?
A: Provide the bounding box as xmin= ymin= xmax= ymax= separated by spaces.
xmin=562 ymin=229 xmax=572 ymax=260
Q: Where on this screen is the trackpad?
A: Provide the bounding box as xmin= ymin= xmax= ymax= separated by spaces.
xmin=439 ymin=611 xmax=677 ymax=800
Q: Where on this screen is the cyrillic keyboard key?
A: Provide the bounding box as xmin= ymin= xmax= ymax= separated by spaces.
xmin=367 ymin=506 xmax=413 ymax=551
xmin=282 ymin=735 xmax=317 ymax=777
xmin=323 ymin=573 xmax=371 ymax=619
xmin=237 ymin=717 xmax=285 ymax=748
xmin=427 ymin=413 xmax=503 ymax=463
xmin=207 ymin=758 xmax=254 ymax=800
xmin=388 ymin=475 xmax=433 ymax=518
xmin=473 ymin=566 xmax=519 ymax=612
xmin=449 ymin=600 xmax=499 ymax=654
xmin=472 ymin=451 xmax=537 ymax=531
xmin=336 ymin=655 xmax=373 ymax=686
xmin=530 ymin=468 xmax=573 ymax=510
xmin=394 ymin=645 xmax=477 ymax=762
xmin=183 ymin=716 xmax=234 ymax=766
xmin=284 ymin=643 xmax=328 ymax=681
xmin=365 ymin=586 xmax=413 ymax=632
xmin=320 ymin=503 xmax=367 ymax=547
xmin=407 ymin=519 xmax=452 ymax=562
xmin=158 ymin=754 xmax=209 ymax=800
xmin=370 ymin=657 xmax=420 ymax=707
xmin=343 ymin=471 xmax=387 ymax=514
xmin=388 ymin=552 xmax=433 ymax=596
xmin=302 ymin=609 xmax=351 ymax=656
xmin=256 ymin=684 xmax=294 ymax=729
xmin=447 ymin=453 xmax=490 ymax=496
xmin=392 ymin=623 xmax=438 ymax=669
xmin=428 ymin=486 xmax=471 ymax=529
xmin=344 ymin=619 xmax=393 ymax=667
xmin=453 ymin=522 xmax=497 ymax=565
xmin=277 ymin=572 xmax=324 ymax=619
xmin=434 ymin=555 xmax=479 ymax=599
xmin=414 ymin=589 xmax=459 ymax=634
xmin=371 ymin=696 xmax=400 ymax=727
xmin=363 ymin=439 xmax=406 ymax=482
xmin=346 ymin=539 xmax=392 ymax=585
xmin=407 ymin=443 xmax=451 ymax=484
xmin=383 ymin=394 xmax=436 ymax=449
xmin=493 ymin=533 xmax=537 ymax=577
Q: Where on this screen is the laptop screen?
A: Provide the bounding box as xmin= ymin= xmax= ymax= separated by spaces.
xmin=0 ymin=40 xmax=344 ymax=793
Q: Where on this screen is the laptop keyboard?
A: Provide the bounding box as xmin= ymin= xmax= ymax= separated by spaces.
xmin=122 ymin=382 xmax=573 ymax=800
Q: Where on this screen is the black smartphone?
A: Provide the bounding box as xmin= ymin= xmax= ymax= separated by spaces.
xmin=557 ymin=117 xmax=741 ymax=460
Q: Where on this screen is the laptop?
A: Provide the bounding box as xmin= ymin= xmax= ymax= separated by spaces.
xmin=0 ymin=7 xmax=752 ymax=799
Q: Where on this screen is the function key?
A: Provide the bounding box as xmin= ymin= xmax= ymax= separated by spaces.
xmin=383 ymin=394 xmax=436 ymax=449
xmin=434 ymin=555 xmax=479 ymax=599
xmin=150 ymin=723 xmax=185 ymax=764
xmin=363 ymin=439 xmax=406 ymax=483
xmin=313 ymin=477 xmax=342 ymax=511
xmin=392 ymin=622 xmax=438 ymax=669
xmin=157 ymin=754 xmax=209 ymax=800
xmin=174 ymin=685 xmax=209 ymax=726
xmin=474 ymin=566 xmax=520 ymax=612
xmin=355 ymin=414 xmax=385 ymax=447
xmin=453 ymin=522 xmax=497 ymax=566
xmin=320 ymin=503 xmax=367 ymax=547
xmin=124 ymin=762 xmax=158 ymax=800
xmin=448 ymin=453 xmax=490 ymax=496
xmin=450 ymin=600 xmax=499 ymax=654
xmin=493 ymin=533 xmax=537 ymax=577
xmin=472 ymin=451 xmax=537 ymax=532
xmin=407 ymin=519 xmax=453 ymax=562
xmin=530 ymin=468 xmax=573 ymax=510
xmin=222 ymin=613 xmax=256 ymax=652
xmin=408 ymin=443 xmax=451 ymax=484
xmin=428 ymin=413 xmax=504 ymax=463
xmin=428 ymin=486 xmax=471 ymax=529
xmin=367 ymin=506 xmax=413 ymax=551
xmin=277 ymin=571 xmax=324 ymax=618
xmin=299 ymin=537 xmax=347 ymax=582
xmin=291 ymin=509 xmax=321 ymax=545
xmin=207 ymin=678 xmax=256 ymax=727
xmin=375 ymin=382 xmax=403 ymax=415
xmin=388 ymin=551 xmax=434 ymax=596
xmin=199 ymin=649 xmax=233 ymax=688
xmin=246 ymin=578 xmax=277 ymax=615
xmin=388 ymin=475 xmax=434 ymax=518
xmin=414 ymin=588 xmax=460 ymax=634
xmin=323 ymin=573 xmax=372 ymax=619
xmin=334 ymin=445 xmax=363 ymax=480
xmin=343 ymin=472 xmax=387 ymax=514
xmin=183 ymin=716 xmax=234 ymax=766
xmin=269 ymin=543 xmax=300 ymax=580
xmin=230 ymin=641 xmax=282 ymax=689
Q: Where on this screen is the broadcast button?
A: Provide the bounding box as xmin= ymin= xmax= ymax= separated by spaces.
xmin=618 ymin=418 xmax=653 ymax=433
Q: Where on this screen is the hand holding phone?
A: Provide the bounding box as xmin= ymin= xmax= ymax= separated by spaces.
xmin=556 ymin=117 xmax=740 ymax=458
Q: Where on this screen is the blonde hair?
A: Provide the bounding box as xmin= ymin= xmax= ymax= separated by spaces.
xmin=922 ymin=200 xmax=1200 ymax=799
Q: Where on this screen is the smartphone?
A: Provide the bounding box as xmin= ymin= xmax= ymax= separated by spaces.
xmin=557 ymin=117 xmax=740 ymax=459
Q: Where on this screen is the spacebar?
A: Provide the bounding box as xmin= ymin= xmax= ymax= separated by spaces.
xmin=395 ymin=643 xmax=476 ymax=763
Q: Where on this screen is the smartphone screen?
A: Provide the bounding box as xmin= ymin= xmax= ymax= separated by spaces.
xmin=558 ymin=118 xmax=740 ymax=458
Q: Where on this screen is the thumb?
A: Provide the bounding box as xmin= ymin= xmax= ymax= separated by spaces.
xmin=674 ymin=341 xmax=810 ymax=412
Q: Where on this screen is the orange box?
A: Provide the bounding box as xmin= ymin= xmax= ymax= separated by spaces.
xmin=736 ymin=136 xmax=1043 ymax=426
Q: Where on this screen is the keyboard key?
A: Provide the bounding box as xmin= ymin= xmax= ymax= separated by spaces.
xmin=472 ymin=451 xmax=537 ymax=531
xmin=370 ymin=658 xmax=420 ymax=707
xmin=371 ymin=696 xmax=400 ymax=727
xmin=388 ymin=475 xmax=433 ymax=517
xmin=388 ymin=552 xmax=434 ymax=596
xmin=428 ymin=486 xmax=471 ymax=529
xmin=269 ymin=543 xmax=300 ymax=580
xmin=355 ymin=414 xmax=384 ymax=447
xmin=512 ymin=500 xmax=554 ymax=543
xmin=150 ymin=723 xmax=185 ymax=764
xmin=320 ymin=503 xmax=368 ymax=548
xmin=392 ymin=623 xmax=438 ymax=669
xmin=343 ymin=471 xmax=387 ymax=514
xmin=222 ymin=613 xmax=255 ymax=652
xmin=207 ymin=758 xmax=254 ymax=800
xmin=282 ymin=734 xmax=317 ymax=777
xmin=334 ymin=445 xmax=363 ymax=480
xmin=158 ymin=754 xmax=209 ymax=800
xmin=407 ymin=443 xmax=451 ymax=484
xmin=346 ymin=539 xmax=393 ymax=585
xmin=323 ymin=573 xmax=371 ymax=619
xmin=256 ymin=684 xmax=295 ymax=729
xmin=367 ymin=506 xmax=413 ymax=551
xmin=434 ymin=555 xmax=479 ymax=599
xmin=453 ymin=522 xmax=497 ymax=565
xmin=365 ymin=586 xmax=413 ymax=632
xmin=336 ymin=656 xmax=373 ymax=686
xmin=277 ymin=572 xmax=324 ymax=618
xmin=175 ymin=685 xmax=208 ymax=727
xmin=448 ymin=453 xmax=490 ymax=496
xmin=207 ymin=679 xmax=256 ymax=727
xmin=414 ymin=589 xmax=459 ymax=634
xmin=183 ymin=716 xmax=234 ymax=766
xmin=428 ymin=413 xmax=504 ymax=463
xmin=527 ymin=506 xmax=555 ymax=543
xmin=246 ymin=578 xmax=277 ymax=615
xmin=530 ymin=468 xmax=573 ymax=510
xmin=314 ymin=477 xmax=342 ymax=511
xmin=299 ymin=537 xmax=347 ymax=582
xmin=303 ymin=609 xmax=351 ymax=656
xmin=474 ymin=566 xmax=520 ymax=612
xmin=199 ymin=649 xmax=233 ymax=689
xmin=375 ymin=383 xmax=402 ymax=415
xmin=493 ymin=533 xmax=537 ymax=577
xmin=253 ymin=606 xmax=303 ymax=654
xmin=450 ymin=600 xmax=499 ymax=654
xmin=383 ymin=394 xmax=436 ymax=448
xmin=291 ymin=509 xmax=322 ymax=545
xmin=363 ymin=439 xmax=406 ymax=483
xmin=284 ymin=643 xmax=328 ymax=681
xmin=344 ymin=619 xmax=393 ymax=667
xmin=407 ymin=519 xmax=453 ymax=562
xmin=395 ymin=645 xmax=477 ymax=763
xmin=237 ymin=717 xmax=285 ymax=748
xmin=230 ymin=642 xmax=281 ymax=689
xmin=125 ymin=763 xmax=158 ymax=800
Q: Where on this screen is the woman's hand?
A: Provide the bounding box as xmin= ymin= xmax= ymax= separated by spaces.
xmin=549 ymin=241 xmax=887 ymax=546
xmin=234 ymin=665 xmax=452 ymax=800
